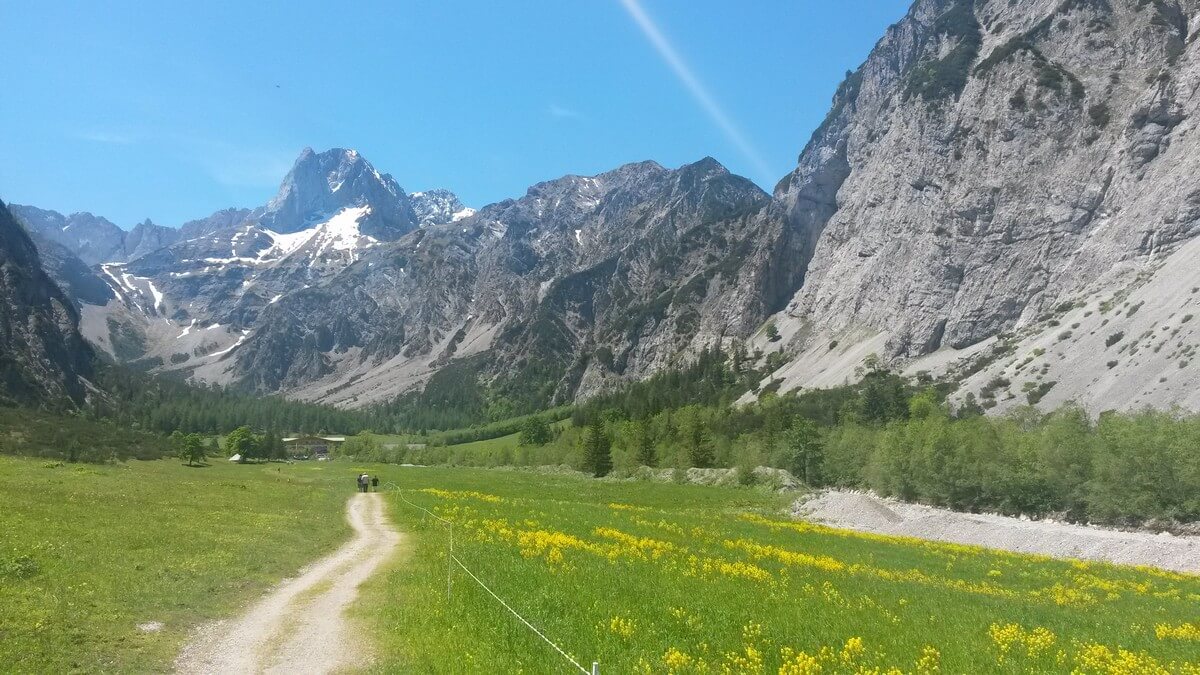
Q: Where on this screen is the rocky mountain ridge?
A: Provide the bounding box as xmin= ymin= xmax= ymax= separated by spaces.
xmin=10 ymin=205 xmax=181 ymax=266
xmin=232 ymin=156 xmax=795 ymax=408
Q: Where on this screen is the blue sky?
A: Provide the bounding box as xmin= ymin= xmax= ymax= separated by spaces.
xmin=1 ymin=1 xmax=909 ymax=228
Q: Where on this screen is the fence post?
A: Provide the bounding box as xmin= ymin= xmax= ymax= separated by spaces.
xmin=447 ymin=523 xmax=454 ymax=601
xmin=592 ymin=661 xmax=599 ymax=675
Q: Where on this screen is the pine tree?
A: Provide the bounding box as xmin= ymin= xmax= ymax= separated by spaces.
xmin=679 ymin=407 xmax=713 ymax=468
xmin=632 ymin=419 xmax=656 ymax=467
xmin=583 ymin=418 xmax=612 ymax=477
xmin=263 ymin=430 xmax=286 ymax=461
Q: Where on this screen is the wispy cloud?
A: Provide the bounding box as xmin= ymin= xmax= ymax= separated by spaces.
xmin=616 ymin=0 xmax=775 ymax=182
xmin=548 ymin=103 xmax=583 ymax=120
xmin=76 ymin=130 xmax=135 ymax=145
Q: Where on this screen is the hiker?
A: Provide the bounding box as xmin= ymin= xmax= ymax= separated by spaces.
xmin=371 ymin=476 xmax=379 ymax=492
xmin=357 ymin=473 xmax=368 ymax=493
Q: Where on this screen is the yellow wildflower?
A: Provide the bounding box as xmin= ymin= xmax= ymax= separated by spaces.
xmin=1155 ymin=622 xmax=1200 ymax=641
xmin=601 ymin=616 xmax=635 ymax=639
xmin=778 ymin=648 xmax=822 ymax=675
xmin=663 ymin=647 xmax=694 ymax=672
xmin=915 ymin=645 xmax=940 ymax=674
xmin=839 ymin=637 xmax=865 ymax=663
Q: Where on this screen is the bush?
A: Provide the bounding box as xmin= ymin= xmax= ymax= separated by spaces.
xmin=1026 ymin=381 xmax=1057 ymax=405
xmin=1088 ymin=102 xmax=1111 ymax=128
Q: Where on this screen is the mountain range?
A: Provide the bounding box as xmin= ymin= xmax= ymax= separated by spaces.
xmin=6 ymin=0 xmax=1200 ymax=415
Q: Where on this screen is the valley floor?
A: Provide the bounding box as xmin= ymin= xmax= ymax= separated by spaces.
xmin=3 ymin=457 xmax=1199 ymax=673
xmin=796 ymin=491 xmax=1200 ymax=575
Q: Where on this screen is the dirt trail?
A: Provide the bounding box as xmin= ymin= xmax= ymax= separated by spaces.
xmin=175 ymin=492 xmax=401 ymax=675
xmin=796 ymin=490 xmax=1200 ymax=574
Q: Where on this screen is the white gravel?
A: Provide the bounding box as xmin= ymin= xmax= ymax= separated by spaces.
xmin=794 ymin=490 xmax=1200 ymax=574
xmin=175 ymin=492 xmax=402 ymax=674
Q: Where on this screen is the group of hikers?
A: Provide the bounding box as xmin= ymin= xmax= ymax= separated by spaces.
xmin=356 ymin=473 xmax=379 ymax=493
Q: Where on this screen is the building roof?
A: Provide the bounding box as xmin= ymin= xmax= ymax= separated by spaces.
xmin=282 ymin=435 xmax=347 ymax=443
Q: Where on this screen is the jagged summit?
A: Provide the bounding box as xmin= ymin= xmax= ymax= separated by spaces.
xmin=257 ymin=147 xmax=416 ymax=239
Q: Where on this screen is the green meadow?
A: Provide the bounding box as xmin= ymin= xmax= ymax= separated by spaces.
xmin=3 ymin=456 xmax=1199 ymax=673
xmin=361 ymin=469 xmax=1200 ymax=674
xmin=0 ymin=457 xmax=357 ymax=673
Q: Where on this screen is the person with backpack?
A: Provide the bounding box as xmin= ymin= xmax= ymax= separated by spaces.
xmin=371 ymin=476 xmax=379 ymax=492
xmin=357 ymin=473 xmax=368 ymax=493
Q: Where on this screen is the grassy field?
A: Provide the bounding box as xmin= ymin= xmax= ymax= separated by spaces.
xmin=0 ymin=456 xmax=366 ymax=673
xmin=362 ymin=468 xmax=1200 ymax=674
xmin=4 ymin=456 xmax=1199 ymax=673
xmin=389 ymin=419 xmax=577 ymax=467
xmin=432 ymin=417 xmax=571 ymax=454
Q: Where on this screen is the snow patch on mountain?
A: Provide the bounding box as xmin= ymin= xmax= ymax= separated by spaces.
xmin=141 ymin=277 xmax=165 ymax=313
xmin=210 ymin=329 xmax=251 ymax=358
xmin=310 ymin=206 xmax=375 ymax=257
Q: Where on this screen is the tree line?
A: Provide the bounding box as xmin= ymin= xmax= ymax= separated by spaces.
xmin=351 ymin=354 xmax=1200 ymax=527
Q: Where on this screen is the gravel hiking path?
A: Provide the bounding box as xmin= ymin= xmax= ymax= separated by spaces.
xmin=175 ymin=492 xmax=402 ymax=674
xmin=796 ymin=490 xmax=1200 ymax=574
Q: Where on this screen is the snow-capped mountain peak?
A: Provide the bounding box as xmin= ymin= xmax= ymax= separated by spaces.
xmin=257 ymin=148 xmax=416 ymax=238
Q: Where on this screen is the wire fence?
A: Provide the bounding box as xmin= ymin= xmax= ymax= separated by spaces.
xmin=382 ymin=482 xmax=599 ymax=675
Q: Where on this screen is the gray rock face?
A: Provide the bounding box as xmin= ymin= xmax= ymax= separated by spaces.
xmin=0 ymin=201 xmax=93 ymax=407
xmin=124 ymin=219 xmax=182 ymax=261
xmin=766 ymin=0 xmax=1200 ymax=411
xmin=21 ymin=231 xmax=115 ymax=308
xmin=179 ymin=208 xmax=256 ymax=239
xmin=409 ymin=189 xmax=475 ymax=226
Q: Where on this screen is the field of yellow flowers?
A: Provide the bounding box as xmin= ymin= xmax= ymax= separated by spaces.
xmin=361 ymin=468 xmax=1200 ymax=674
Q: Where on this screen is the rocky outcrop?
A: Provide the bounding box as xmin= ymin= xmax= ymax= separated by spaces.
xmin=410 ymin=189 xmax=475 ymax=226
xmin=179 ymin=207 xmax=256 ymax=239
xmin=123 ymin=219 xmax=181 ymax=261
xmin=0 ymin=200 xmax=93 ymax=407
